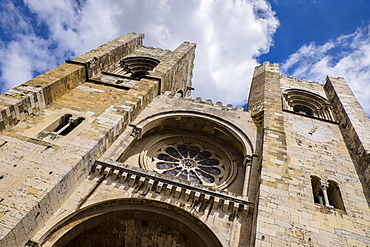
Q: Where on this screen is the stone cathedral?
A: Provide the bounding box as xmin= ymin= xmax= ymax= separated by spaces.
xmin=0 ymin=33 xmax=369 ymax=246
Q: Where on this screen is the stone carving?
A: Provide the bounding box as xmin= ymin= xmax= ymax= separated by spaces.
xmin=140 ymin=135 xmax=237 ymax=189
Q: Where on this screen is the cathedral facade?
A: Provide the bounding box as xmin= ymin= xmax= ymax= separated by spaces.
xmin=0 ymin=33 xmax=369 ymax=246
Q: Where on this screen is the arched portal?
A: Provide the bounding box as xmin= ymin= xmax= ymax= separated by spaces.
xmin=39 ymin=198 xmax=223 ymax=247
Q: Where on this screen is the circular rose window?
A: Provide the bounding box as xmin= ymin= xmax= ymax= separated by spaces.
xmin=140 ymin=135 xmax=237 ymax=189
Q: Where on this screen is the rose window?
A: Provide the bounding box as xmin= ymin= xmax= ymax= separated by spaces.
xmin=140 ymin=135 xmax=236 ymax=189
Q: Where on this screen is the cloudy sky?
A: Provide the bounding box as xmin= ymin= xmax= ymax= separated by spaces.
xmin=1 ymin=0 xmax=370 ymax=115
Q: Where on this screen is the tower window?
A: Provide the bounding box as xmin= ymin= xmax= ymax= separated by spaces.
xmin=119 ymin=56 xmax=160 ymax=78
xmin=327 ymin=180 xmax=345 ymax=210
xmin=311 ymin=176 xmax=324 ymax=205
xmin=283 ymin=89 xmax=335 ymax=121
xmin=44 ymin=114 xmax=85 ymax=136
xmin=310 ymin=176 xmax=345 ymax=210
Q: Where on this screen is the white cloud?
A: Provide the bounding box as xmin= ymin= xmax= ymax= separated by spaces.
xmin=281 ymin=26 xmax=370 ymax=115
xmin=0 ymin=34 xmax=59 ymax=90
xmin=0 ymin=0 xmax=279 ymax=107
xmin=0 ymin=1 xmax=32 ymax=35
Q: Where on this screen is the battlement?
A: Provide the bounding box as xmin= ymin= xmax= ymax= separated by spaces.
xmin=280 ymin=74 xmax=322 ymax=86
xmin=253 ymin=61 xmax=280 ymax=77
xmin=160 ymin=91 xmax=246 ymax=112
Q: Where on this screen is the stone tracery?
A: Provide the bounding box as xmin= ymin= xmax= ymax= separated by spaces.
xmin=140 ymin=135 xmax=237 ymax=189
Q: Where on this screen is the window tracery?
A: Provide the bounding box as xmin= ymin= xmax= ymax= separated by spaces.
xmin=140 ymin=135 xmax=237 ymax=189
xmin=108 ymin=56 xmax=160 ymax=79
xmin=283 ymin=89 xmax=335 ymax=121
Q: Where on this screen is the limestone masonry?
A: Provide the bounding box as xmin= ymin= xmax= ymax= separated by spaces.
xmin=0 ymin=33 xmax=369 ymax=246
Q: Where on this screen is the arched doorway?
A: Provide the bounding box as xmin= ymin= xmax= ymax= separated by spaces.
xmin=40 ymin=198 xmax=223 ymax=247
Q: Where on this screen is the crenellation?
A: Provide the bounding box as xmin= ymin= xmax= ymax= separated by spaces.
xmin=226 ymin=103 xmax=233 ymax=109
xmin=194 ymin=96 xmax=202 ymax=102
xmin=161 ymin=93 xmax=248 ymax=112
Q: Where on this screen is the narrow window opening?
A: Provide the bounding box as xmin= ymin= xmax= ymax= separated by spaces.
xmin=311 ymin=176 xmax=324 ymax=205
xmin=45 ymin=114 xmax=72 ymax=133
xmin=58 ymin=117 xmax=85 ymax=136
xmin=327 ymin=180 xmax=345 ymax=210
xmin=44 ymin=114 xmax=85 ymax=136
xmin=54 ymin=114 xmax=73 ymax=133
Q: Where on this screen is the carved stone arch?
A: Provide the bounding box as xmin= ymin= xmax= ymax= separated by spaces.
xmin=106 ymin=56 xmax=160 ymax=79
xmin=283 ymin=88 xmax=335 ymax=121
xmin=116 ymin=111 xmax=254 ymax=192
xmin=119 ymin=56 xmax=160 ymax=78
xmin=134 ymin=110 xmax=254 ymax=156
xmin=311 ymin=174 xmax=322 ymax=181
xmin=37 ymin=198 xmax=224 ymax=247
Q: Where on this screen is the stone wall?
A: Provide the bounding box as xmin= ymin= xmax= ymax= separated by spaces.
xmin=0 ymin=33 xmax=145 ymax=134
xmin=251 ymin=63 xmax=370 ymax=246
xmin=0 ymin=33 xmax=197 ymax=247
xmin=324 ymin=76 xmax=370 ymax=192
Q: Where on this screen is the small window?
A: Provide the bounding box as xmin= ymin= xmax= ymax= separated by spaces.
xmin=119 ymin=56 xmax=160 ymax=78
xmin=44 ymin=114 xmax=73 ymax=133
xmin=311 ymin=176 xmax=324 ymax=205
xmin=176 ymin=90 xmax=184 ymax=97
xmin=44 ymin=114 xmax=85 ymax=136
xmin=310 ymin=176 xmax=345 ymax=210
xmin=327 ymin=180 xmax=345 ymax=210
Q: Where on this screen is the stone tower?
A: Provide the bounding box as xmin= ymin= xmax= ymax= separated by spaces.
xmin=0 ymin=33 xmax=369 ymax=246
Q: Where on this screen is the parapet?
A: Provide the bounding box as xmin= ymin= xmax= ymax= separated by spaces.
xmin=253 ymin=61 xmax=280 ymax=77
xmin=163 ymin=91 xmax=245 ymax=112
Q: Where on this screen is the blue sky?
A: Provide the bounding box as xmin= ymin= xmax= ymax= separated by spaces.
xmin=1 ymin=0 xmax=370 ymax=115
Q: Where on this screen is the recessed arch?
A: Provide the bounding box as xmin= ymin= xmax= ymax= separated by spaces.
xmin=134 ymin=110 xmax=254 ymax=156
xmin=119 ymin=56 xmax=160 ymax=78
xmin=283 ymin=88 xmax=335 ymax=121
xmin=115 ymin=111 xmax=254 ymax=192
xmin=38 ymin=198 xmax=223 ymax=247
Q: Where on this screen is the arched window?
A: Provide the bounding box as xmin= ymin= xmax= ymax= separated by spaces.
xmin=176 ymin=90 xmax=184 ymax=97
xmin=311 ymin=176 xmax=324 ymax=205
xmin=327 ymin=180 xmax=345 ymax=210
xmin=283 ymin=89 xmax=334 ymax=121
xmin=44 ymin=114 xmax=85 ymax=136
xmin=310 ymin=176 xmax=345 ymax=210
xmin=108 ymin=56 xmax=160 ymax=79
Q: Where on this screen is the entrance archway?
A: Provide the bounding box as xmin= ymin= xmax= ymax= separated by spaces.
xmin=40 ymin=198 xmax=223 ymax=247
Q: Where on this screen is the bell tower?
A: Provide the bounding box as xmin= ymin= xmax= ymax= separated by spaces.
xmin=248 ymin=62 xmax=370 ymax=246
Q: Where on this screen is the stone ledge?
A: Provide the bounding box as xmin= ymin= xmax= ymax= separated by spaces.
xmin=93 ymin=159 xmax=252 ymax=216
